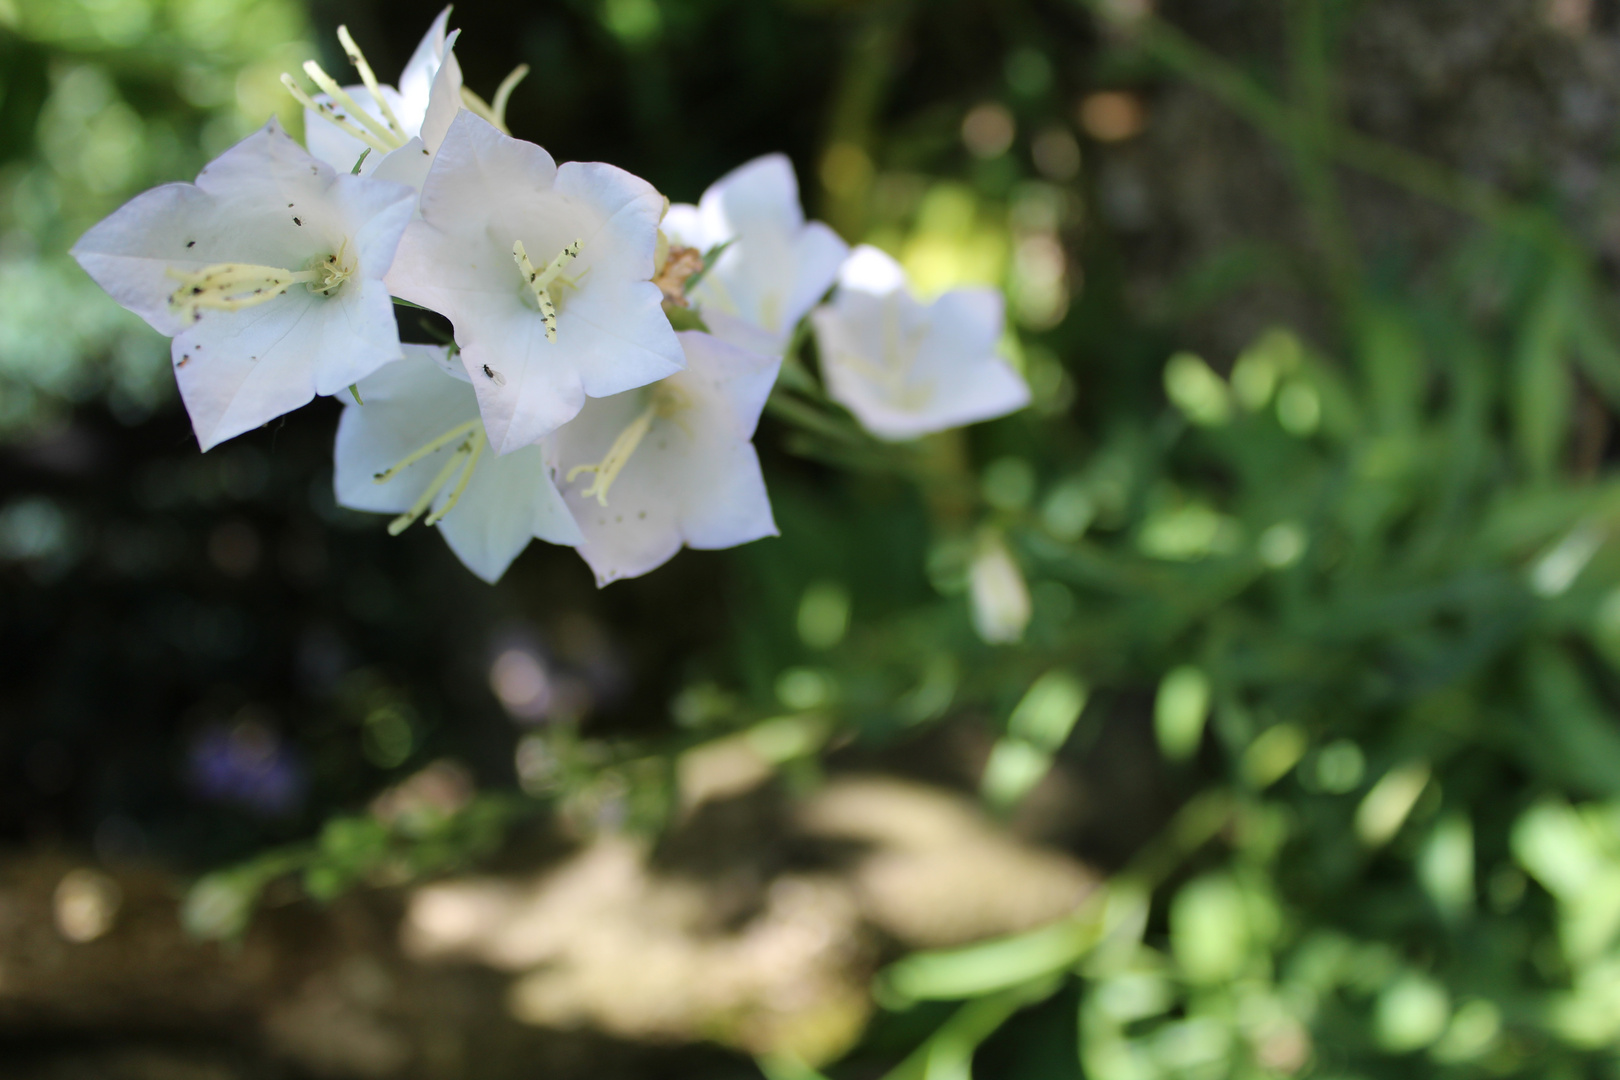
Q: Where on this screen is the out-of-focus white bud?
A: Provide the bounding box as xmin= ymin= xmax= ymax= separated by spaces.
xmin=970 ymin=529 xmax=1031 ymax=645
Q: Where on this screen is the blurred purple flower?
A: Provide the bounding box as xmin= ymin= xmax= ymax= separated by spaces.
xmin=186 ymin=720 xmax=306 ymax=817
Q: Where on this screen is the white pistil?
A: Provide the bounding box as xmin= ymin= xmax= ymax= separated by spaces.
xmin=373 ymin=420 xmax=488 ymax=535
xmin=512 ymin=239 xmax=584 ymax=343
xmin=167 ymin=249 xmax=356 ymax=321
xmin=566 ymin=385 xmax=689 ymax=506
xmin=281 ymin=27 xmax=410 ymax=156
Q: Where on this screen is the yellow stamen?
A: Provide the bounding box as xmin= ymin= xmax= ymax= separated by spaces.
xmin=424 ymin=428 xmax=486 ymax=526
xmin=372 ymin=419 xmax=480 ymax=483
xmin=302 ymin=60 xmax=406 ymax=151
xmin=460 ymin=86 xmax=500 ymax=128
xmin=567 ymin=406 xmax=654 ymax=507
xmin=388 ymin=445 xmax=467 ymax=535
xmin=336 ymin=25 xmax=406 ymax=140
xmin=565 ymin=384 xmax=690 ymax=506
xmin=168 ymin=247 xmax=357 ymax=323
xmin=378 ymin=423 xmax=488 ymax=535
xmin=513 ymin=239 xmax=584 ymax=343
xmin=280 ymin=74 xmax=394 ymax=155
xmin=491 ymin=64 xmax=530 ymax=132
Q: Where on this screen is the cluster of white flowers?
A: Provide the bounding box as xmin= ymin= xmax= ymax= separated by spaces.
xmin=72 ymin=11 xmax=1031 ymax=585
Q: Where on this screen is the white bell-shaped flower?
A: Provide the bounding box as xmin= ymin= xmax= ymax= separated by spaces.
xmin=550 ymin=329 xmax=780 ymax=585
xmin=811 ymin=245 xmax=1030 ymax=442
xmin=71 ymin=120 xmax=415 ymax=451
xmin=386 ymin=111 xmax=685 ymax=456
xmin=661 ymin=154 xmax=848 ymax=349
xmin=284 ymin=8 xmax=464 ymax=185
xmin=333 ymin=345 xmax=584 ymax=584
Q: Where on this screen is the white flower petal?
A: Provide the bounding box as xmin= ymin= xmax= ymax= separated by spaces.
xmin=176 ymin=278 xmax=398 ymax=449
xmin=333 ymin=344 xmax=479 ymax=515
xmin=304 ymin=84 xmax=408 ymax=174
xmin=398 ymin=7 xmax=454 ymax=120
xmin=680 ymin=153 xmax=848 ymax=346
xmin=437 ymin=439 xmax=580 ymax=583
xmin=370 ymin=137 xmax=434 ymax=195
xmin=553 ymin=330 xmax=779 ymax=586
xmin=417 ymin=28 xmax=463 ymax=154
xmin=388 ymin=111 xmax=682 ymax=455
xmin=837 ymin=243 xmax=908 ymax=293
xmin=71 ymin=181 xmax=212 ymax=338
xmin=554 ymin=161 xmax=666 ymax=284
xmin=814 ymin=244 xmax=1028 ymax=441
xmin=660 ymin=202 xmax=707 ymax=249
xmin=72 ymin=120 xmax=414 ymax=450
xmin=783 ymin=221 xmax=851 ymax=332
xmin=703 ymin=154 xmax=802 ymax=229
xmin=334 ymin=345 xmax=583 ymax=583
xmin=73 ymin=122 xmax=330 ymax=335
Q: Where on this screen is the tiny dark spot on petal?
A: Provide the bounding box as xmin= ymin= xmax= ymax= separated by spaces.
xmin=185 ymin=240 xmax=196 ymax=248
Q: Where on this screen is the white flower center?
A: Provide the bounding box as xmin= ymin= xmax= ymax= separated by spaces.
xmin=566 ymin=383 xmax=691 ymax=506
xmin=167 ymin=246 xmax=358 ymax=322
xmin=513 ymin=239 xmax=586 ymax=343
xmin=371 ymin=418 xmax=487 ymax=534
xmin=281 ymin=26 xmax=409 ymax=157
xmin=838 ymin=293 xmax=934 ymax=410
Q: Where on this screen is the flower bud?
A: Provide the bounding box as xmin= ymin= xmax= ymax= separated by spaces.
xmin=969 ymin=530 xmax=1031 ymax=645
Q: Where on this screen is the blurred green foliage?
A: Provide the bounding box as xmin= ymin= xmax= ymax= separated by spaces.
xmin=14 ymin=0 xmax=1620 ymax=1077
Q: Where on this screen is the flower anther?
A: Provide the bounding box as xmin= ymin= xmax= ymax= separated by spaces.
xmin=372 ymin=417 xmax=489 ymax=534
xmin=282 ymin=26 xmax=411 ymax=156
xmin=512 ymin=239 xmax=584 ymax=343
xmin=167 ymin=244 xmax=358 ymax=322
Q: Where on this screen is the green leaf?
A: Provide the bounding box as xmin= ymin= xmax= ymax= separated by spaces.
xmin=664 ymin=305 xmax=708 ymax=332
xmin=1513 ymin=266 xmax=1575 ymax=484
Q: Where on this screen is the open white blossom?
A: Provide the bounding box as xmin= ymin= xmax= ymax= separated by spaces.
xmin=71 ymin=120 xmax=414 ymax=451
xmin=662 ymin=154 xmax=848 ymax=349
xmin=811 ymin=245 xmax=1030 ymax=442
xmin=333 ymin=345 xmax=584 ymax=584
xmin=387 ymin=111 xmax=685 ymax=455
xmin=285 ymin=8 xmax=464 ymax=185
xmin=550 ymin=329 xmax=780 ymax=585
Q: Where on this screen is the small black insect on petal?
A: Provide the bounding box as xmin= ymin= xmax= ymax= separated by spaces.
xmin=185 ymin=240 xmax=196 ymax=248
xmin=293 ymin=217 xmax=303 ymax=226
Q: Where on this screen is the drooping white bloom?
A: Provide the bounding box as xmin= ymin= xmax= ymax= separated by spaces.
xmin=387 ymin=111 xmax=685 ymax=456
xmin=285 ymin=8 xmax=464 ymax=184
xmin=550 ymin=329 xmax=780 ymax=585
xmin=811 ymin=245 xmax=1030 ymax=442
xmin=661 ymin=154 xmax=848 ymax=349
xmin=71 ymin=120 xmax=414 ymax=451
xmin=333 ymin=345 xmax=584 ymax=584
